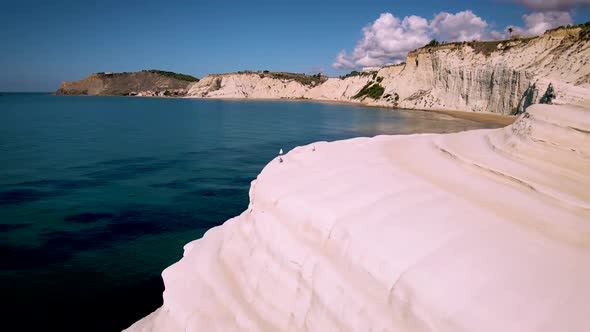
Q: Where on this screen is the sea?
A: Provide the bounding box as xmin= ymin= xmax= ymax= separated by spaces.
xmin=0 ymin=93 xmax=501 ymax=331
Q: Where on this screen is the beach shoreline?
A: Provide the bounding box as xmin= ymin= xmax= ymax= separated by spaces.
xmin=52 ymin=92 xmax=516 ymax=126
xmin=183 ymin=95 xmax=517 ymax=126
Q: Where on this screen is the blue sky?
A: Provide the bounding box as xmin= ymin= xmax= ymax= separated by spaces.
xmin=1 ymin=0 xmax=589 ymax=91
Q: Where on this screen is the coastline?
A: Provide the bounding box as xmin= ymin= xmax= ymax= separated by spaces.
xmin=51 ymin=93 xmax=516 ymax=126
xmin=183 ymin=95 xmax=517 ymax=126
xmin=415 ymin=108 xmax=516 ymax=126
xmin=127 ymin=103 xmax=590 ymax=331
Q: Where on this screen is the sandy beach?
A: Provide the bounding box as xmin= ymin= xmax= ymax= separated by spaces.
xmin=183 ymin=95 xmax=517 ymax=126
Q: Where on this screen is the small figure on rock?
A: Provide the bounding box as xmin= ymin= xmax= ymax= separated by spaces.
xmin=312 ymin=145 xmax=316 ymax=152
xmin=279 ymin=149 xmax=283 ymax=163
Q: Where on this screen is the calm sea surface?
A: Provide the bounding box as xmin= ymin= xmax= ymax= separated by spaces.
xmin=0 ymin=93 xmax=500 ymax=330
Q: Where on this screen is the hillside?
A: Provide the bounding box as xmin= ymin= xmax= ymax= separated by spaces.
xmin=55 ymin=70 xmax=198 ymax=96
xmin=187 ymin=26 xmax=590 ymax=115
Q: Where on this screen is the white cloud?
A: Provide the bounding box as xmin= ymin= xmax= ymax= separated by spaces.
xmin=489 ymin=30 xmax=508 ymax=40
xmin=522 ymin=11 xmax=573 ymax=35
xmin=502 ymin=11 xmax=573 ymax=37
xmin=333 ymin=51 xmax=356 ymax=69
xmin=333 ymin=7 xmax=578 ymax=69
xmin=509 ymin=0 xmax=590 ymax=11
xmin=333 ymin=13 xmax=431 ymax=69
xmin=333 ymin=11 xmax=490 ymax=69
xmin=430 ymin=11 xmax=489 ymax=42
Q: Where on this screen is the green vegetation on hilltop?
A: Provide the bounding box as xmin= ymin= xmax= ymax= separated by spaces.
xmin=59 ymin=70 xmax=195 ymax=96
xmin=425 ymin=39 xmax=440 ymax=48
xmin=268 ymin=72 xmax=325 ymax=86
xmin=421 ymin=38 xmax=503 ymax=56
xmin=541 ymin=20 xmax=590 ymax=39
xmin=97 ymin=70 xmax=199 ymax=82
xmin=339 ymin=70 xmax=376 ymax=79
xmin=237 ymin=71 xmax=326 ymax=86
xmin=578 ymin=21 xmax=590 ymax=39
xmin=144 ymin=70 xmax=199 ymax=82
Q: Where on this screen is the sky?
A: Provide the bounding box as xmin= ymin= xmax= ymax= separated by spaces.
xmin=1 ymin=0 xmax=589 ymax=91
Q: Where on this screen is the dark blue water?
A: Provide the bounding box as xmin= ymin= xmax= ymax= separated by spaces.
xmin=0 ymin=93 xmax=499 ymax=330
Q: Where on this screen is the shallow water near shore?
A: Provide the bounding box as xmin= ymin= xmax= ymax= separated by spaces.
xmin=0 ymin=93 xmax=500 ymax=331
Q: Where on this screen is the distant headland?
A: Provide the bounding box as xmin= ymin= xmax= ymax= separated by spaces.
xmin=55 ymin=70 xmax=199 ymax=97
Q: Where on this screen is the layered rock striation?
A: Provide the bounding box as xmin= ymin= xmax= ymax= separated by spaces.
xmin=127 ymin=103 xmax=590 ymax=332
xmin=187 ymin=27 xmax=590 ymax=115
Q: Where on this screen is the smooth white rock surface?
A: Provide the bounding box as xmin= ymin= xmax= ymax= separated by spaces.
xmin=126 ymin=103 xmax=590 ymax=331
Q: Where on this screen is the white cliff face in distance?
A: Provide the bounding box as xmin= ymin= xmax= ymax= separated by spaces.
xmin=187 ymin=27 xmax=590 ymax=115
xmin=127 ymin=26 xmax=590 ymax=332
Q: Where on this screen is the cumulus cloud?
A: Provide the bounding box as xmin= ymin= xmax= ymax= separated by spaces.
xmin=333 ymin=11 xmax=489 ymax=69
xmin=430 ymin=11 xmax=489 ymax=42
xmin=504 ymin=11 xmax=573 ymax=37
xmin=332 ymin=51 xmax=355 ymax=69
xmin=508 ymin=0 xmax=590 ymax=11
xmin=489 ymin=30 xmax=508 ymax=40
xmin=521 ymin=11 xmax=573 ymax=35
xmin=333 ymin=7 xmax=577 ymax=69
xmin=502 ymin=0 xmax=578 ymax=38
xmin=333 ymin=13 xmax=431 ymax=69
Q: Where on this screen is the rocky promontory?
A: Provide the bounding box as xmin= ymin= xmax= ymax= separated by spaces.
xmin=55 ymin=70 xmax=198 ymax=96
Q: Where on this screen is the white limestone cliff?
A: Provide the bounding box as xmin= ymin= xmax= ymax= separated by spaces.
xmin=187 ymin=27 xmax=590 ymax=115
xmin=126 ymin=102 xmax=590 ymax=332
xmin=127 ymin=25 xmax=590 ymax=332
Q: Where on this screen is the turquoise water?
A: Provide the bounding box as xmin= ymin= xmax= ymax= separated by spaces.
xmin=0 ymin=93 xmax=499 ymax=330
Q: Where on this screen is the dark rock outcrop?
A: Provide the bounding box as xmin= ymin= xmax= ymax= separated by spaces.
xmin=540 ymin=83 xmax=556 ymax=105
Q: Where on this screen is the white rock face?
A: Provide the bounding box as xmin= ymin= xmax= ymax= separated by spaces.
xmin=126 ymin=103 xmax=590 ymax=332
xmin=187 ymin=28 xmax=590 ymax=115
xmin=188 ymin=74 xmax=311 ymax=99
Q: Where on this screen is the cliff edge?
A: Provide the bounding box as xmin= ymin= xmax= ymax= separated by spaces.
xmin=127 ymin=103 xmax=590 ymax=332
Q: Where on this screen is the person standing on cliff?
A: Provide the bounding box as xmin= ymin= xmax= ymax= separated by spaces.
xmin=279 ymin=149 xmax=283 ymax=163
